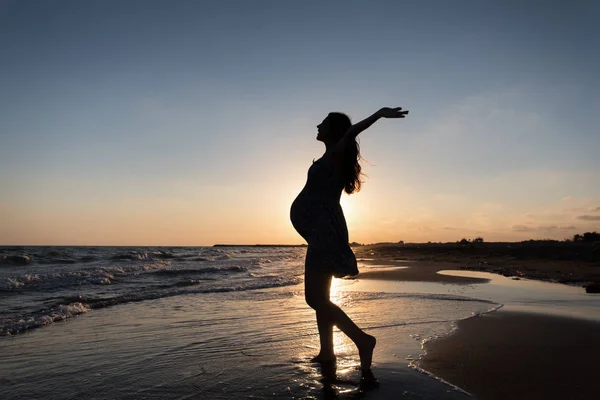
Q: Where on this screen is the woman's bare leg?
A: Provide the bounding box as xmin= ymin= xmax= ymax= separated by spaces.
xmin=314 ymin=311 xmax=336 ymax=362
xmin=305 ymin=267 xmax=376 ymax=372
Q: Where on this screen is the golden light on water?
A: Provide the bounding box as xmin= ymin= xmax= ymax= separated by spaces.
xmin=329 ymin=278 xmax=357 ymax=361
xmin=329 ymin=277 xmax=343 ymax=304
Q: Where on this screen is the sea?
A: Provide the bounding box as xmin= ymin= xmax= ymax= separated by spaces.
xmin=3 ymin=245 xmax=570 ymax=399
xmin=0 ymin=246 xmax=306 ymax=337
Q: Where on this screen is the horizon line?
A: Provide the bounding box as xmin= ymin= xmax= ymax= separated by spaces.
xmin=0 ymin=239 xmax=590 ymax=247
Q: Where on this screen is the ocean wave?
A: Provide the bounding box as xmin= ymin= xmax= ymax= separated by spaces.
xmin=0 ymin=246 xmax=305 ymax=337
xmin=4 ymin=274 xmax=40 ymax=289
xmin=172 ymin=279 xmax=215 ymax=287
xmin=39 ymin=258 xmax=78 ymax=265
xmin=151 ymin=251 xmax=175 ymax=259
xmin=0 ymin=263 xmax=170 ymax=290
xmin=150 ymin=266 xmax=248 ymax=276
xmin=0 ymin=246 xmax=302 ymax=267
xmin=0 ymin=261 xmax=252 ymax=291
xmin=43 ymin=249 xmax=72 ymax=257
xmin=0 ymin=255 xmax=31 ymax=266
xmin=0 ymin=302 xmax=91 ymax=336
xmin=109 ymin=250 xmax=181 ymax=261
xmin=110 ymin=251 xmax=151 ymax=261
xmin=0 ymin=275 xmax=303 ymax=336
xmin=188 ymin=257 xmax=209 ymax=262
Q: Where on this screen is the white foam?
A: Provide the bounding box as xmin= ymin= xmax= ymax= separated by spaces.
xmin=2 ymin=302 xmax=91 ymax=336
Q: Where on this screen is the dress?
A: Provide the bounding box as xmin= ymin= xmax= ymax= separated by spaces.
xmin=290 ymin=152 xmax=359 ymax=278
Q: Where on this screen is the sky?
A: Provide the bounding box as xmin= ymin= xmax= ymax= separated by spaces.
xmin=1 ymin=0 xmax=599 ymax=245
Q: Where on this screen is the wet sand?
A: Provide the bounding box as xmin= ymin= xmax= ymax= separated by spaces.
xmin=356 ymin=260 xmax=490 ymax=285
xmin=420 ymin=311 xmax=600 ymax=400
xmin=354 ymin=243 xmax=600 ymax=292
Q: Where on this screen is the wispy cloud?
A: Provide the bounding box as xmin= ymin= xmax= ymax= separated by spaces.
xmin=576 ymin=215 xmax=600 ymax=221
xmin=512 ymin=225 xmax=535 ymax=232
xmin=512 ymin=225 xmax=577 ymax=232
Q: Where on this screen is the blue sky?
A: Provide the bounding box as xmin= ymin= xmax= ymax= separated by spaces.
xmin=1 ymin=0 xmax=599 ymax=245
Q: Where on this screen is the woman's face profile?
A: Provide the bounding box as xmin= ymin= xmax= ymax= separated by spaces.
xmin=316 ymin=117 xmax=331 ymax=142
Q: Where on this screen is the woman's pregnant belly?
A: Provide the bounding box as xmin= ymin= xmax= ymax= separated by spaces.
xmin=290 ymin=191 xmax=314 ymax=240
xmin=290 ymin=191 xmax=345 ymax=244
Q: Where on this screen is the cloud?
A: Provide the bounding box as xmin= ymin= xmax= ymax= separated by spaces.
xmin=576 ymin=215 xmax=600 ymax=221
xmin=568 ymin=206 xmax=600 ymax=214
xmin=512 ymin=225 xmax=535 ymax=232
xmin=442 ymin=226 xmax=458 ymax=230
xmin=538 ymin=225 xmax=577 ymax=232
xmin=513 ymin=225 xmax=577 ymax=232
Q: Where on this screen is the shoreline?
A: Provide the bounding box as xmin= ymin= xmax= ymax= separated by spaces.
xmin=354 ymin=251 xmax=600 ymax=399
xmin=355 ymin=259 xmax=491 ymax=285
xmin=354 ymin=243 xmax=600 ymax=292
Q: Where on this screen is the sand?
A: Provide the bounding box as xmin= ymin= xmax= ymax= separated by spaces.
xmin=419 ymin=311 xmax=600 ymax=400
xmin=352 ymin=251 xmax=600 ymax=400
xmin=356 ymin=259 xmax=490 ymax=285
xmin=354 ymin=243 xmax=600 ymax=290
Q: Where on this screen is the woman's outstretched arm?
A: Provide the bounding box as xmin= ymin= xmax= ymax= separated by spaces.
xmin=344 ymin=107 xmax=408 ymax=140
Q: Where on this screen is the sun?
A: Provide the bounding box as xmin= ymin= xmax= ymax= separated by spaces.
xmin=340 ymin=194 xmax=358 ymax=225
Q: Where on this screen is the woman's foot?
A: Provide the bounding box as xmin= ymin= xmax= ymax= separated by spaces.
xmin=358 ymin=334 xmax=376 ymax=371
xmin=360 ymin=369 xmax=380 ymax=389
xmin=310 ymin=352 xmax=337 ymax=364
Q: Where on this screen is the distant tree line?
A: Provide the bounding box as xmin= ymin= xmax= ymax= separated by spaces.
xmin=385 ymin=233 xmax=600 ymax=246
xmin=458 ymin=237 xmax=484 ymax=245
xmin=571 ymin=232 xmax=600 ymax=242
xmin=455 ymin=233 xmax=600 ymax=244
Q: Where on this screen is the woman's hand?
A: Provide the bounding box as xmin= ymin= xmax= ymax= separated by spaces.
xmin=377 ymin=107 xmax=409 ymax=118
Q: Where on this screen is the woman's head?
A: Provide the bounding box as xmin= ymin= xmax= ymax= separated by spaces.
xmin=316 ymin=112 xmax=351 ymax=144
xmin=317 ymin=112 xmax=364 ymax=194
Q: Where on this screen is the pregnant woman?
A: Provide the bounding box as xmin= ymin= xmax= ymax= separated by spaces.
xmin=290 ymin=107 xmax=409 ymax=382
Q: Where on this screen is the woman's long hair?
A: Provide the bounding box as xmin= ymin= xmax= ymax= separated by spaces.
xmin=328 ymin=112 xmax=364 ymax=194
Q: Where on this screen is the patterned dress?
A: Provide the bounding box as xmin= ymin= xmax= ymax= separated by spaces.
xmin=290 ymin=152 xmax=359 ymax=278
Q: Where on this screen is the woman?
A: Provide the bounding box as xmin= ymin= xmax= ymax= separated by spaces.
xmin=290 ymin=107 xmax=409 ymax=381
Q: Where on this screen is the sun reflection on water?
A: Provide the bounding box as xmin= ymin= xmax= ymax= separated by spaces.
xmin=330 ymin=277 xmax=343 ymax=303
xmin=330 ymin=278 xmax=357 ymax=361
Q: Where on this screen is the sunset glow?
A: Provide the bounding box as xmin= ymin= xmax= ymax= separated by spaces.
xmin=1 ymin=1 xmax=599 ymax=245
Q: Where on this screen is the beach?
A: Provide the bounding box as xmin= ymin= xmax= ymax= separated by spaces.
xmin=353 ymin=244 xmax=600 ymax=399
xmin=1 ymin=245 xmax=599 ymax=399
xmin=3 ymin=1 xmax=599 ymax=399
xmin=420 ymin=311 xmax=600 ymax=400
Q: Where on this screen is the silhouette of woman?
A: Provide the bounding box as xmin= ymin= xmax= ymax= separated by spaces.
xmin=290 ymin=107 xmax=409 ymax=382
